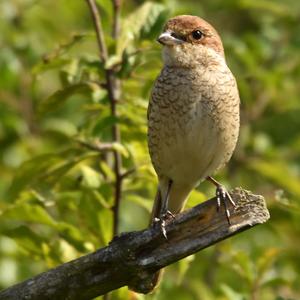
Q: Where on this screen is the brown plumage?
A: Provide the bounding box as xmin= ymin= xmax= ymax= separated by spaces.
xmin=148 ymin=15 xmax=239 ymax=214
xmin=147 ymin=15 xmax=240 ymax=289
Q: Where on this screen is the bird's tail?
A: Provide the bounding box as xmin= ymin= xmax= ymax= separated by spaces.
xmin=148 ymin=189 xmax=164 ymax=291
xmin=148 ymin=184 xmax=191 ymax=291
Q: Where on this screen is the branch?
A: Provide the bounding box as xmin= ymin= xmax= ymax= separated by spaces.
xmin=0 ymin=188 xmax=269 ymax=300
xmin=86 ymin=0 xmax=108 ymax=62
xmin=76 ymin=139 xmax=116 ymax=152
xmin=112 ymin=0 xmax=122 ymax=38
xmin=86 ymin=0 xmax=123 ymax=236
xmin=110 ymin=0 xmax=123 ymax=237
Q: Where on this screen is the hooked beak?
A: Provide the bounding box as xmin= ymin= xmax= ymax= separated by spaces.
xmin=157 ymin=31 xmax=185 ymax=46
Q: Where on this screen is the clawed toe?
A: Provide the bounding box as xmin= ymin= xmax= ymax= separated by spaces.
xmin=165 ymin=210 xmax=175 ymax=219
xmin=215 ymin=185 xmax=236 ymax=225
xmin=153 ymin=210 xmax=175 ymax=239
xmin=153 ymin=217 xmax=167 ymax=240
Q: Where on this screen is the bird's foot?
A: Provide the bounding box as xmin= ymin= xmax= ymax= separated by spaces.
xmin=153 ymin=210 xmax=175 ymax=239
xmin=215 ymin=185 xmax=236 ymax=225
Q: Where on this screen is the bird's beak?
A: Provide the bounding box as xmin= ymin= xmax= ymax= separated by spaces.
xmin=157 ymin=31 xmax=185 ymax=46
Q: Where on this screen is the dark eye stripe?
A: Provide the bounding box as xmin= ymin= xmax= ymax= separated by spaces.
xmin=171 ymin=32 xmax=187 ymax=42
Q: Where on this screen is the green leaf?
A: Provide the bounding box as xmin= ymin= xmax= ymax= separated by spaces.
xmin=80 ymin=165 xmax=102 ymax=189
xmin=39 ymin=82 xmax=102 ymax=114
xmin=56 ymin=222 xmax=87 ymax=252
xmin=98 ymin=161 xmax=115 ymax=181
xmin=126 ymin=194 xmax=153 ymax=212
xmin=177 ymin=255 xmax=195 ymax=284
xmin=117 ymin=2 xmax=167 ymax=56
xmin=111 ymin=142 xmax=129 ymax=158
xmin=232 ymin=251 xmax=255 ymax=284
xmin=8 ymin=153 xmax=64 ymax=199
xmin=104 ymin=55 xmax=122 ymax=69
xmin=90 ymin=190 xmax=111 ymax=209
xmin=0 ymin=225 xmax=46 ymax=255
xmin=96 ymin=0 xmax=113 ymax=19
xmin=77 ymin=190 xmax=110 ymax=245
xmin=42 ymin=118 xmax=78 ymax=137
xmin=33 ymin=33 xmax=91 ymax=76
xmin=98 ymin=208 xmax=113 ymax=245
xmin=257 ymin=248 xmax=280 ymax=273
xmin=41 ymin=160 xmax=79 ymax=185
xmin=92 ymin=115 xmax=119 ymax=135
xmin=239 ymin=0 xmax=295 ymax=17
xmin=59 ymin=60 xmax=79 ymax=86
xmin=0 ymin=203 xmax=57 ymax=227
xmin=117 ymin=49 xmax=143 ymax=78
xmin=32 ymin=58 xmax=71 ymax=75
xmin=185 ymin=190 xmax=207 ymax=208
xmin=220 ymin=284 xmax=246 ymax=300
xmin=248 ymin=159 xmax=300 ymax=198
xmin=40 ymin=152 xmax=99 ymax=186
xmin=8 ymin=150 xmax=97 ymax=199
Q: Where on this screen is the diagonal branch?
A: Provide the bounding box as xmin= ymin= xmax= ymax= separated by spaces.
xmin=0 ymin=188 xmax=270 ymax=300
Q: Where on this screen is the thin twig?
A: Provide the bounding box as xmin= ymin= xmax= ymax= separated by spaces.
xmin=86 ymin=0 xmax=123 ymax=237
xmin=86 ymin=0 xmax=108 ymax=63
xmin=112 ymin=0 xmax=122 ymax=38
xmin=109 ymin=0 xmax=123 ymax=237
xmin=77 ymin=139 xmax=115 ymax=152
xmin=120 ymin=167 xmax=136 ymax=180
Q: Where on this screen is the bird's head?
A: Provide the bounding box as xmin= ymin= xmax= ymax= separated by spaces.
xmin=158 ymin=15 xmax=225 ymax=68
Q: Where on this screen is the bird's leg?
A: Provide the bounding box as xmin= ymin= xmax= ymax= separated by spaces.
xmin=157 ymin=179 xmax=174 ymax=239
xmin=160 ymin=179 xmax=174 ymax=218
xmin=206 ymin=176 xmax=236 ymax=225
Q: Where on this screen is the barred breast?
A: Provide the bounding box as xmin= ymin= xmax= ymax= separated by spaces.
xmin=147 ymin=64 xmax=239 ymax=212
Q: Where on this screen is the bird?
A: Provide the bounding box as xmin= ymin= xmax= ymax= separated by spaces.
xmin=147 ymin=15 xmax=240 ymax=238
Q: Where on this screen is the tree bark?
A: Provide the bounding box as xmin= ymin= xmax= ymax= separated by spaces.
xmin=0 ymin=188 xmax=270 ymax=300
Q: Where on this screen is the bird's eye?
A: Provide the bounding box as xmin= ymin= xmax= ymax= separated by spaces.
xmin=192 ymin=30 xmax=203 ymax=40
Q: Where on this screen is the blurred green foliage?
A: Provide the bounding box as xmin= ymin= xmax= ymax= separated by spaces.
xmin=1 ymin=0 xmax=300 ymax=299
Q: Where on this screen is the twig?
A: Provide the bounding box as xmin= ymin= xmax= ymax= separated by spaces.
xmin=77 ymin=139 xmax=116 ymax=152
xmin=111 ymin=112 xmax=122 ymax=237
xmin=109 ymin=0 xmax=123 ymax=237
xmin=0 ymin=188 xmax=270 ymax=300
xmin=86 ymin=0 xmax=123 ymax=236
xmin=86 ymin=0 xmax=108 ymax=62
xmin=120 ymin=167 xmax=136 ymax=180
xmin=112 ymin=0 xmax=122 ymax=38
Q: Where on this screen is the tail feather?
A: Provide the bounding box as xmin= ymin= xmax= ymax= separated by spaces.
xmin=148 ymin=184 xmax=192 ymax=291
xmin=148 ymin=188 xmax=164 ymax=291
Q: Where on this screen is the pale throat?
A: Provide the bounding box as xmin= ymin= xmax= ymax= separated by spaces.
xmin=162 ymin=45 xmax=226 ymax=69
